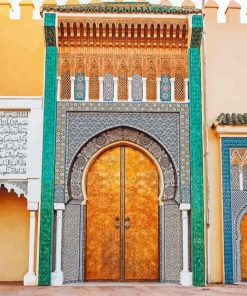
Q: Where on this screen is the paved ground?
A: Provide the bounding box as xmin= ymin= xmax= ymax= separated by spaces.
xmin=0 ymin=284 xmax=247 ymax=296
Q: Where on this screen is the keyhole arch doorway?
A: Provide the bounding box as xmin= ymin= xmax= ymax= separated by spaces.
xmin=240 ymin=212 xmax=247 ymax=282
xmin=85 ymin=142 xmax=161 ymax=281
xmin=82 ymin=141 xmax=164 ymax=206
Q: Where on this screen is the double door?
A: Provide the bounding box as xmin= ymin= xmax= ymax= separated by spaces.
xmin=85 ymin=145 xmax=159 ymax=281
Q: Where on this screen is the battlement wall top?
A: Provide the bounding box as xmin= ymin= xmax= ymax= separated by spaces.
xmin=204 ymin=0 xmax=247 ymax=25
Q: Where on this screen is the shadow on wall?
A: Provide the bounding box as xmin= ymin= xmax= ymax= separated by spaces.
xmin=0 ymin=187 xmax=29 ymax=282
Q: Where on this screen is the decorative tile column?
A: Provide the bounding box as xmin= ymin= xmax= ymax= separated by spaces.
xmin=128 ymin=77 xmax=132 ymax=101
xmin=57 ymin=77 xmax=61 ymax=100
xmin=170 ymin=77 xmax=175 ymax=102
xmin=156 ymin=77 xmax=161 ymax=101
xmin=39 ymin=13 xmax=58 ymax=286
xmin=142 ymin=77 xmax=147 ymax=101
xmin=51 ymin=203 xmax=65 ymax=286
xmin=184 ymin=78 xmax=189 ymax=102
xmin=70 ymin=76 xmax=75 ymax=101
xmin=113 ymin=77 xmax=118 ymax=102
xmin=239 ymin=167 xmax=244 ymax=191
xmin=24 ymin=202 xmax=39 ymax=286
xmin=189 ymin=15 xmax=205 ymax=286
xmin=99 ymin=77 xmax=103 ymax=101
xmin=85 ymin=77 xmax=89 ymax=101
xmin=180 ymin=204 xmax=192 ymax=286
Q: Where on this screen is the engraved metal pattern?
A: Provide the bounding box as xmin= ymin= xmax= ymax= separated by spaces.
xmin=86 ymin=147 xmax=121 ymax=280
xmin=125 ymin=146 xmax=159 ymax=280
xmin=62 ymin=178 xmax=181 ymax=284
xmin=85 ymin=146 xmax=159 ymax=281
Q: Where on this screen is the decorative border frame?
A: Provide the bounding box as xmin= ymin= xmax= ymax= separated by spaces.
xmin=38 ymin=13 xmax=58 ymax=286
xmin=69 ymin=127 xmax=177 ymax=203
xmin=55 ymin=101 xmax=190 ymax=204
xmin=221 ymin=137 xmax=247 ymax=284
xmin=55 ymin=103 xmax=188 ymax=283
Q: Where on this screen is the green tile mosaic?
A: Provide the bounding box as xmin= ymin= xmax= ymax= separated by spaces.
xmin=189 ymin=15 xmax=205 ymax=287
xmin=38 ymin=13 xmax=58 ymax=286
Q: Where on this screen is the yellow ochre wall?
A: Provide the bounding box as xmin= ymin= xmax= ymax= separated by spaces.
xmin=0 ymin=188 xmax=29 ymax=281
xmin=0 ymin=4 xmax=44 ymax=96
xmin=203 ymin=4 xmax=247 ymax=283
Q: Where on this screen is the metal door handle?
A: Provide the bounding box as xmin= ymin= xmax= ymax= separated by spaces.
xmin=125 ymin=216 xmax=131 ymax=229
xmin=115 ymin=216 xmax=120 ymax=229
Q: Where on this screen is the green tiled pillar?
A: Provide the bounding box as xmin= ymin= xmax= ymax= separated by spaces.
xmin=189 ymin=15 xmax=205 ymax=286
xmin=38 ymin=13 xmax=58 ymax=286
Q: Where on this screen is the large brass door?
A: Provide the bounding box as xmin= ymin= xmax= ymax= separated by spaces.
xmin=241 ymin=213 xmax=247 ymax=282
xmin=85 ymin=145 xmax=159 ymax=281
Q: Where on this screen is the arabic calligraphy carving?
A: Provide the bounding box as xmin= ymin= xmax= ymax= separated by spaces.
xmin=0 ymin=111 xmax=28 ymax=175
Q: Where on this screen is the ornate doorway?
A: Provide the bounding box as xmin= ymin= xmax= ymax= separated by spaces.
xmin=85 ymin=145 xmax=159 ymax=281
xmin=241 ymin=213 xmax=247 ymax=282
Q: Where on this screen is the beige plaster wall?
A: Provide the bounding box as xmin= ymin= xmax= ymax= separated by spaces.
xmin=0 ymin=5 xmax=44 ymax=96
xmin=203 ymin=6 xmax=247 ymax=283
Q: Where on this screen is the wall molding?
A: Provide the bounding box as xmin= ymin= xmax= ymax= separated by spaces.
xmin=215 ymin=126 xmax=247 ymax=137
xmin=0 ymin=96 xmax=42 ymax=109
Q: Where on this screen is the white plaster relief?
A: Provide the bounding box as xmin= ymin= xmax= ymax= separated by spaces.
xmin=0 ymin=111 xmax=28 ymax=176
xmin=0 ymin=180 xmax=28 ymax=197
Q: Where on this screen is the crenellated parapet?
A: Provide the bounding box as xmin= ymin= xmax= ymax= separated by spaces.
xmin=204 ymin=0 xmax=247 ymax=25
xmin=0 ymin=0 xmax=40 ymax=20
xmin=0 ymin=0 xmax=45 ymax=96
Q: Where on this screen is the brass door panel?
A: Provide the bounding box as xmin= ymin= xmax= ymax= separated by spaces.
xmin=241 ymin=213 xmax=247 ymax=281
xmin=86 ymin=145 xmax=159 ymax=281
xmin=124 ymin=146 xmax=159 ymax=280
xmin=86 ymin=147 xmax=121 ymax=280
